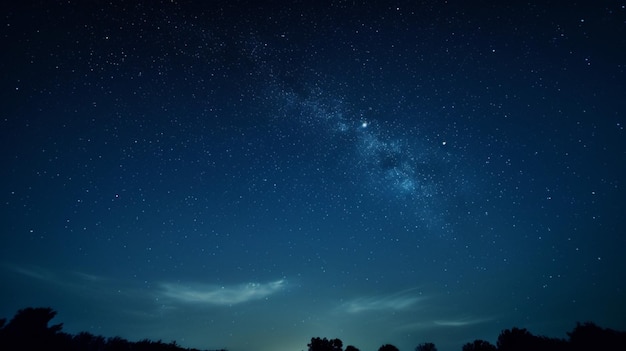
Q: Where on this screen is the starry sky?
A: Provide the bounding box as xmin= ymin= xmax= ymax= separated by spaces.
xmin=1 ymin=1 xmax=625 ymax=351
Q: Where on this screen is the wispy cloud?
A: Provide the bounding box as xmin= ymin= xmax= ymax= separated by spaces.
xmin=398 ymin=317 xmax=493 ymax=332
xmin=7 ymin=264 xmax=107 ymax=285
xmin=434 ymin=317 xmax=492 ymax=327
xmin=159 ymin=279 xmax=286 ymax=306
xmin=9 ymin=265 xmax=56 ymax=282
xmin=4 ymin=264 xmax=128 ymax=300
xmin=72 ymin=271 xmax=108 ymax=282
xmin=342 ymin=289 xmax=425 ymax=313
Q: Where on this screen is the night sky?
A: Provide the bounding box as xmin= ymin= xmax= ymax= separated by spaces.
xmin=1 ymin=1 xmax=625 ymax=351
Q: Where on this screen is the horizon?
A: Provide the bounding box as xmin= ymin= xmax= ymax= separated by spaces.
xmin=2 ymin=306 xmax=623 ymax=351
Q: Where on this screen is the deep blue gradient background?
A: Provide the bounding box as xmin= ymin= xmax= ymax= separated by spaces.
xmin=1 ymin=2 xmax=625 ymax=351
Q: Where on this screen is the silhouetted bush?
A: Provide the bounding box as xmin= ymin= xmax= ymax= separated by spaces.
xmin=0 ymin=307 xmax=65 ymax=351
xmin=308 ymin=337 xmax=344 ymax=351
xmin=461 ymin=339 xmax=496 ymax=351
xmin=497 ymin=326 xmax=569 ymax=351
xmin=0 ymin=307 xmax=222 ymax=351
xmin=378 ymin=344 xmax=399 ymax=351
xmin=415 ymin=342 xmax=437 ymax=351
xmin=497 ymin=327 xmax=534 ymax=351
xmin=72 ymin=331 xmax=107 ymax=351
xmin=568 ymin=322 xmax=626 ymax=351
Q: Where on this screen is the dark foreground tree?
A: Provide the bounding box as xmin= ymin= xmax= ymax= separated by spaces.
xmin=568 ymin=322 xmax=626 ymax=351
xmin=308 ymin=337 xmax=344 ymax=351
xmin=415 ymin=342 xmax=437 ymax=351
xmin=0 ymin=307 xmax=66 ymax=351
xmin=497 ymin=326 xmax=572 ymax=351
xmin=461 ymin=339 xmax=496 ymax=351
xmin=73 ymin=331 xmax=107 ymax=351
xmin=497 ymin=327 xmax=535 ymax=351
xmin=345 ymin=345 xmax=360 ymax=351
xmin=378 ymin=344 xmax=400 ymax=351
xmin=0 ymin=307 xmax=223 ymax=351
xmin=3 ymin=307 xmax=63 ymax=335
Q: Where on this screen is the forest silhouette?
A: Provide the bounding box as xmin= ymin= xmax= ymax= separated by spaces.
xmin=1 ymin=307 xmax=625 ymax=351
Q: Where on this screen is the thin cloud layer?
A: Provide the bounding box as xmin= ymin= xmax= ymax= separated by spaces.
xmin=159 ymin=279 xmax=286 ymax=306
xmin=434 ymin=317 xmax=492 ymax=327
xmin=7 ymin=264 xmax=106 ymax=285
xmin=397 ymin=317 xmax=494 ymax=332
xmin=343 ymin=290 xmax=425 ymax=313
xmin=8 ymin=265 xmax=55 ymax=282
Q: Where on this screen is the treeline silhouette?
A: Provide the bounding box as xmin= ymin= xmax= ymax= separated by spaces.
xmin=0 ymin=307 xmax=224 ymax=351
xmin=1 ymin=307 xmax=625 ymax=351
xmin=306 ymin=321 xmax=626 ymax=351
xmin=307 ymin=322 xmax=626 ymax=351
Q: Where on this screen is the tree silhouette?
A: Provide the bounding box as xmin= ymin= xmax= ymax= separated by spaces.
xmin=415 ymin=342 xmax=437 ymax=351
xmin=72 ymin=331 xmax=108 ymax=351
xmin=535 ymin=335 xmax=570 ymax=351
xmin=107 ymin=335 xmax=131 ymax=351
xmin=345 ymin=345 xmax=360 ymax=351
xmin=497 ymin=327 xmax=535 ymax=351
xmin=497 ymin=326 xmax=570 ymax=351
xmin=461 ymin=339 xmax=496 ymax=351
xmin=568 ymin=321 xmax=626 ymax=351
xmin=4 ymin=307 xmax=63 ymax=335
xmin=308 ymin=337 xmax=344 ymax=351
xmin=0 ymin=307 xmax=223 ymax=351
xmin=1 ymin=307 xmax=65 ymax=351
xmin=378 ymin=344 xmax=400 ymax=351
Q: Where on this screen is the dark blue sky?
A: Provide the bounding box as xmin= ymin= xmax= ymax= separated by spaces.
xmin=1 ymin=1 xmax=625 ymax=351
